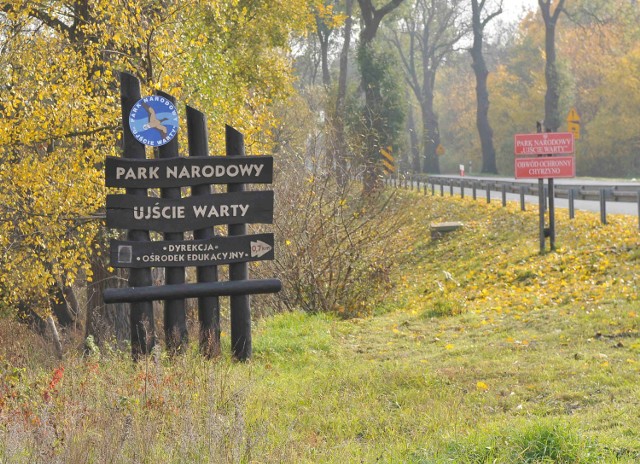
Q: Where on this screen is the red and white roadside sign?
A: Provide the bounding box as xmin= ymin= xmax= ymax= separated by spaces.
xmin=515 ymin=156 xmax=576 ymax=179
xmin=514 ymin=132 xmax=574 ymax=155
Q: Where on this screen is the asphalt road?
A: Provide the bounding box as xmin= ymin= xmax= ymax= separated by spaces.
xmin=422 ymin=175 xmax=640 ymax=217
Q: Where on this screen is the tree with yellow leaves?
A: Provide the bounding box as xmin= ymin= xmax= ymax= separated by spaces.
xmin=0 ymin=0 xmax=313 ymax=347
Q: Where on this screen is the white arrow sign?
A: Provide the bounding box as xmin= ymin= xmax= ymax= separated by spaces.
xmin=250 ymin=240 xmax=272 ymax=258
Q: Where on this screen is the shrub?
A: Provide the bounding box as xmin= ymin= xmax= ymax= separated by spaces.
xmin=253 ymin=117 xmax=408 ymax=317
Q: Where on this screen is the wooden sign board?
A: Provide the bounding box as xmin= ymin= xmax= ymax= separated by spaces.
xmin=105 ymin=155 xmax=273 ymax=188
xmin=110 ymin=233 xmax=274 ymax=268
xmin=106 ymin=191 xmax=274 ymax=232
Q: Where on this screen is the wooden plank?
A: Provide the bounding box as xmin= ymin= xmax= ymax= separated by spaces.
xmin=118 ymin=71 xmax=156 ymax=357
xmin=226 ymin=125 xmax=252 ymax=361
xmin=157 ymin=90 xmax=187 ymax=351
xmin=106 ymin=190 xmax=274 ymax=232
xmin=105 ymin=155 xmax=273 ymax=188
xmin=110 ymin=233 xmax=275 ymax=268
xmin=103 ymin=279 xmax=282 ymax=304
xmin=186 ymin=104 xmax=220 ymax=357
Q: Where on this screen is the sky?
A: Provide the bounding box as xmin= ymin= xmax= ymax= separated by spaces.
xmin=502 ymin=0 xmax=540 ymax=23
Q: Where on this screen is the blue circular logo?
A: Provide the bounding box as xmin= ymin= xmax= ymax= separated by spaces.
xmin=129 ymin=96 xmax=179 ymax=147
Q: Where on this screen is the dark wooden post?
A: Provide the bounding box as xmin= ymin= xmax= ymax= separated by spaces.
xmin=226 ymin=125 xmax=252 ymax=361
xmin=119 ymin=72 xmax=156 ymax=358
xmin=187 ymin=106 xmax=221 ymax=358
xmin=157 ymin=91 xmax=188 ymax=352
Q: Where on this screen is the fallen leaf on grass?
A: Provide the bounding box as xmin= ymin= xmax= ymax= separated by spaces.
xmin=476 ymin=381 xmax=489 ymax=391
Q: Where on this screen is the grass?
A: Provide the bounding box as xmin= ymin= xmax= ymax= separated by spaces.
xmin=1 ymin=190 xmax=639 ymax=462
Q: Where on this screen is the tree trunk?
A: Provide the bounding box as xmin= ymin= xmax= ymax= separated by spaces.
xmin=544 ymin=22 xmax=560 ymax=131
xmin=539 ymin=0 xmax=566 ymax=131
xmin=86 ymin=243 xmax=130 ymax=346
xmin=470 ymin=0 xmax=499 ymax=174
xmin=62 ymin=283 xmax=81 ymax=325
xmin=407 ymin=96 xmax=420 ymax=172
xmin=359 ymin=42 xmax=392 ymax=190
xmin=357 ymin=0 xmax=405 ymax=194
xmin=474 ymin=65 xmax=497 ymax=173
xmin=420 ymin=93 xmax=440 ymax=174
xmin=46 ymin=315 xmax=64 ymax=360
xmin=51 ymin=285 xmax=75 ymax=327
xmin=317 ymin=17 xmax=331 ymax=87
xmin=359 ymin=35 xmax=384 ymax=192
xmin=332 ymin=0 xmax=353 ymax=186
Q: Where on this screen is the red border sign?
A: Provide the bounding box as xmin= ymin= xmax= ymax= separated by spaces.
xmin=515 ymin=156 xmax=576 ymax=179
xmin=514 ymin=132 xmax=574 ymax=155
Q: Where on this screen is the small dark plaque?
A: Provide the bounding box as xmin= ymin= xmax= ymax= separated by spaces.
xmin=105 ymin=155 xmax=273 ymax=188
xmin=106 ymin=191 xmax=274 ymax=232
xmin=110 ymin=233 xmax=275 ymax=268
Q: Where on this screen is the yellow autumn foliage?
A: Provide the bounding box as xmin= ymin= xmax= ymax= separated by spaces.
xmin=391 ymin=190 xmax=639 ymax=320
xmin=0 ymin=0 xmax=313 ymax=313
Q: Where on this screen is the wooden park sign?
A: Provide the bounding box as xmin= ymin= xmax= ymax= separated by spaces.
xmin=106 ymin=191 xmax=274 ymax=232
xmin=104 ymin=72 xmax=280 ymax=360
xmin=110 ymin=233 xmax=274 ymax=268
xmin=105 ymin=155 xmax=273 ymax=188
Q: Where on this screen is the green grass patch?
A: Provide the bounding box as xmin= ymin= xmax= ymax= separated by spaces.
xmin=416 ymin=420 xmax=612 ymax=463
xmin=1 ymin=191 xmax=640 ymax=462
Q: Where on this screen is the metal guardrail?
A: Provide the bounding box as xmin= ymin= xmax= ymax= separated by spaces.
xmin=386 ymin=174 xmax=640 ymax=229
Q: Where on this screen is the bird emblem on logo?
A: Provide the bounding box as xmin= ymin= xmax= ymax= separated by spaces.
xmin=141 ymin=102 xmax=168 ymax=138
xmin=129 ymin=96 xmax=179 ymax=147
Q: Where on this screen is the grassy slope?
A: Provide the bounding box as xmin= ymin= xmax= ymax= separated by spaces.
xmin=1 ymin=190 xmax=639 ymax=463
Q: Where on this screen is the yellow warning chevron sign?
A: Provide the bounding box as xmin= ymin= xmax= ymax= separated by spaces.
xmin=567 ymin=107 xmax=580 ymax=140
xmin=380 ymin=146 xmax=395 ymax=174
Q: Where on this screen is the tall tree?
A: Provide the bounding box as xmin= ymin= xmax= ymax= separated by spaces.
xmin=314 ymin=2 xmax=338 ymax=87
xmin=470 ymin=0 xmax=501 ymax=174
xmin=538 ymin=0 xmax=566 ymax=131
xmin=560 ymin=0 xmax=640 ymax=176
xmin=357 ymin=0 xmax=405 ymax=192
xmin=0 ymin=0 xmax=314 ymax=346
xmin=406 ymin=92 xmax=421 ymax=172
xmin=332 ymin=0 xmax=354 ymax=184
xmin=390 ymin=0 xmax=466 ymax=174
